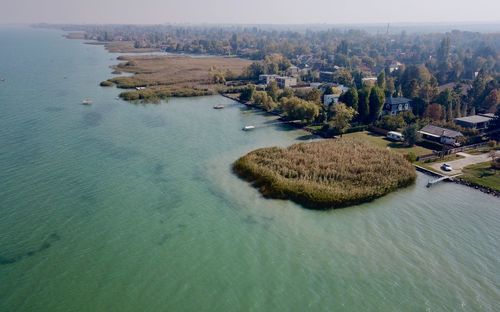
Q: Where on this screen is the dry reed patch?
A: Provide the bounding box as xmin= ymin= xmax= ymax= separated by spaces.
xmin=233 ymin=139 xmax=416 ymax=209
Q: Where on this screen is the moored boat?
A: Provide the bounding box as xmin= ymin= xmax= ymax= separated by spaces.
xmin=242 ymin=125 xmax=255 ymax=131
xmin=213 ymin=104 xmax=225 ymax=109
xmin=81 ymin=98 xmax=93 ymax=105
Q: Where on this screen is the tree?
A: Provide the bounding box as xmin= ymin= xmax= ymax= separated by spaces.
xmin=368 ymin=86 xmax=385 ymax=123
xmin=305 ymin=88 xmax=322 ymax=104
xmin=377 ymin=72 xmax=386 ymax=89
xmin=266 ymin=81 xmax=279 ymax=102
xmin=239 ymin=85 xmax=255 ymax=102
xmin=328 ymin=103 xmax=357 ymax=137
xmin=485 ymin=89 xmax=499 ymax=113
xmin=280 ymin=97 xmax=320 ymax=123
xmin=253 ymin=91 xmax=276 ymax=111
xmin=403 ymin=124 xmax=420 ymax=147
xmin=333 ymin=68 xmax=353 ymax=86
xmin=339 ymin=88 xmax=359 ymax=110
xmin=279 ymin=87 xmax=294 ymax=100
xmin=423 ymin=103 xmax=444 ymax=121
xmin=245 ymin=62 xmax=265 ymax=80
xmin=357 ymin=87 xmax=370 ymax=122
xmin=376 ymin=114 xmax=406 ymax=131
xmin=230 ymin=33 xmax=238 ymax=55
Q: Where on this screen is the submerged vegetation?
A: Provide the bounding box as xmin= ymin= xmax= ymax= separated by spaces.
xmin=233 ymin=139 xmax=416 ymax=209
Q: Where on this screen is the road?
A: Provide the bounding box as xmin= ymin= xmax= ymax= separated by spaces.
xmin=430 ymin=152 xmax=493 ymax=176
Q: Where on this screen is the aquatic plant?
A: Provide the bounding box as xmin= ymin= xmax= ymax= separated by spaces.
xmin=233 ymin=139 xmax=416 ymax=209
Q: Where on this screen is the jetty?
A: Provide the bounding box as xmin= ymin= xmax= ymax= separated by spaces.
xmin=426 ymin=176 xmax=452 ymax=187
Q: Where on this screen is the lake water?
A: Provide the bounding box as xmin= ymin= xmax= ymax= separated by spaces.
xmin=0 ymin=27 xmax=499 ymax=312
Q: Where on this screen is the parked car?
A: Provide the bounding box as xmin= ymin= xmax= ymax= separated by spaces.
xmin=441 ymin=163 xmax=453 ymax=171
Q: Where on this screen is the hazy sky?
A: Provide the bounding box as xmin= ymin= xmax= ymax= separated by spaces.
xmin=2 ymin=0 xmax=500 ymax=25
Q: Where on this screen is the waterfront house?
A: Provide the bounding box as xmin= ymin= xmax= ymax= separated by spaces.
xmin=275 ymin=76 xmax=297 ymax=88
xmin=323 ymin=94 xmax=340 ymax=106
xmin=454 ymin=114 xmax=494 ymax=131
xmin=258 ymin=74 xmax=280 ymax=85
xmin=383 ymin=96 xmax=412 ymax=115
xmin=319 ymin=71 xmax=334 ymax=82
xmin=287 ymin=66 xmax=299 ymax=77
xmin=361 ymin=77 xmax=377 ymax=86
xmin=419 ymin=125 xmax=464 ymax=146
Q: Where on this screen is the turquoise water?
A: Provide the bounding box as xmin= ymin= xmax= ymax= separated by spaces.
xmin=0 ymin=27 xmax=499 ymax=312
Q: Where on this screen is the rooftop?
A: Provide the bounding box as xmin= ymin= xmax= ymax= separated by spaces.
xmin=419 ymin=125 xmax=463 ymax=138
xmin=386 ymin=96 xmax=411 ymax=105
xmin=454 ymin=115 xmax=494 ymax=124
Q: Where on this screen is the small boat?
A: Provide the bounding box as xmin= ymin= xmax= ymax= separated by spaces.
xmin=213 ymin=104 xmax=225 ymax=109
xmin=115 ymin=97 xmax=120 ymax=100
xmin=81 ymin=98 xmax=93 ymax=105
xmin=242 ymin=125 xmax=255 ymax=131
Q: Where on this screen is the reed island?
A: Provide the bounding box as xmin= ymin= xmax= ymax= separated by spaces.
xmin=233 ymin=139 xmax=417 ymax=209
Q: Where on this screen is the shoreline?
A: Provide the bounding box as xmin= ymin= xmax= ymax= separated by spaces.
xmin=64 ymin=34 xmax=499 ymax=199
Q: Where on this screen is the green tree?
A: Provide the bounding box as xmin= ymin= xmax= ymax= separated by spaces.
xmin=333 ymin=68 xmax=353 ymax=86
xmin=328 ymin=103 xmax=357 ymax=137
xmin=266 ymin=81 xmax=279 ymax=102
xmin=279 ymin=87 xmax=294 ymax=100
xmin=239 ymin=85 xmax=255 ymax=102
xmin=339 ymin=88 xmax=359 ymax=110
xmin=377 ymin=72 xmax=386 ymax=89
xmin=230 ymin=33 xmax=238 ymax=55
xmin=245 ymin=62 xmax=265 ymax=80
xmin=368 ymin=86 xmax=385 ymax=123
xmin=403 ymin=124 xmax=420 ymax=147
xmin=253 ymin=91 xmax=276 ymax=111
xmin=357 ymin=87 xmax=371 ymax=123
xmin=280 ymin=97 xmax=320 ymax=123
xmin=376 ymin=114 xmax=406 ymax=131
xmin=305 ymin=88 xmax=322 ymax=104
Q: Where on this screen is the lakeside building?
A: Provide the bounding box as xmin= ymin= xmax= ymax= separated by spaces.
xmin=383 ymin=96 xmax=412 ymax=115
xmin=287 ymin=66 xmax=299 ymax=77
xmin=362 ymin=77 xmax=377 ymax=86
xmin=419 ymin=125 xmax=464 ymax=146
xmin=319 ymin=71 xmax=334 ymax=82
xmin=323 ymin=94 xmax=340 ymax=106
xmin=454 ymin=114 xmax=494 ymax=131
xmin=258 ymin=74 xmax=280 ymax=85
xmin=276 ymin=76 xmax=298 ymax=88
xmin=259 ymin=75 xmax=297 ymax=88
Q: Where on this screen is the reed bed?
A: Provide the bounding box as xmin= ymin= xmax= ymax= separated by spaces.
xmin=233 ymin=139 xmax=416 ymax=209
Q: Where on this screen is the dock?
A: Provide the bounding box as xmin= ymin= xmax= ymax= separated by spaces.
xmin=414 ymin=164 xmax=455 ymax=187
xmin=426 ymin=176 xmax=451 ymax=187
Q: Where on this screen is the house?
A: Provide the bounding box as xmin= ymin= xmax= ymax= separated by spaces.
xmin=287 ymin=66 xmax=299 ymax=77
xmin=258 ymin=74 xmax=280 ymax=85
xmin=387 ymin=61 xmax=403 ymax=73
xmin=383 ymin=96 xmax=412 ymax=115
xmin=275 ymin=76 xmax=297 ymax=88
xmin=361 ymin=77 xmax=377 ymax=86
xmin=323 ymin=94 xmax=340 ymax=106
xmin=419 ymin=125 xmax=464 ymax=146
xmin=319 ymin=71 xmax=334 ymax=82
xmin=454 ymin=114 xmax=494 ymax=131
xmin=322 ymin=84 xmax=348 ymax=106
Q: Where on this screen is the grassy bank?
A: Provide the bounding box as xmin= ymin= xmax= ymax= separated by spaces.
xmin=343 ymin=131 xmax=433 ymax=157
xmin=233 ymin=139 xmax=416 ymax=209
xmin=461 ymin=162 xmax=500 ymax=191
